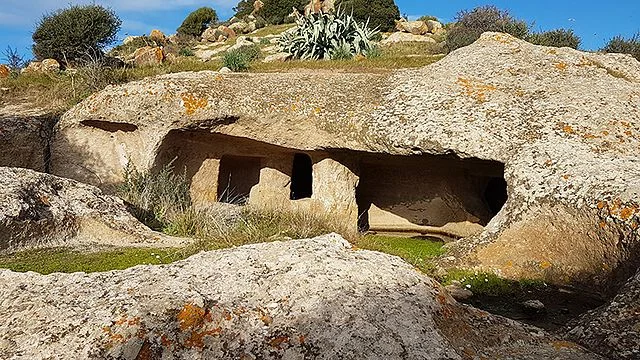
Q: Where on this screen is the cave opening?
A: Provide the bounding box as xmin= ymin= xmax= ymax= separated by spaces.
xmin=290 ymin=153 xmax=313 ymax=200
xmin=217 ymin=155 xmax=262 ymax=204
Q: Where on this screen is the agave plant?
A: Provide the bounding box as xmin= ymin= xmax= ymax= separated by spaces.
xmin=278 ymin=8 xmax=379 ymax=60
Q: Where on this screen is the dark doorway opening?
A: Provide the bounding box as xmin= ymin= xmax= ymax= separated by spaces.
xmin=484 ymin=177 xmax=508 ymax=215
xmin=290 ymin=153 xmax=313 ymax=200
xmin=217 ymin=155 xmax=261 ymax=204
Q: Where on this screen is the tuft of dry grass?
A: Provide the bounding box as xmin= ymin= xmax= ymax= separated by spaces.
xmin=0 ymin=57 xmax=222 ymax=111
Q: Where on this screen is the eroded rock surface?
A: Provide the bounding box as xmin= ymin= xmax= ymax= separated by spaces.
xmin=567 ymin=268 xmax=640 ymax=359
xmin=0 ymin=234 xmax=600 ymax=359
xmin=0 ymin=104 xmax=57 ymax=172
xmin=51 ymin=32 xmax=640 ymax=290
xmin=0 ymin=167 xmax=184 ymax=251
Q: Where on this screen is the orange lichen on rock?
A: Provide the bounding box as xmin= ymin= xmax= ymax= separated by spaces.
xmin=181 ymin=94 xmax=208 ymax=115
xmin=562 ymin=125 xmax=575 ymax=134
xmin=456 ymin=77 xmax=497 ymax=103
xmin=539 ymin=260 xmax=552 ymax=269
xmin=554 ymin=62 xmax=568 ymax=71
xmin=185 ymin=327 xmax=222 ymax=348
xmin=551 ymin=341 xmax=581 ymax=350
xmin=177 ymin=303 xmax=210 ymax=330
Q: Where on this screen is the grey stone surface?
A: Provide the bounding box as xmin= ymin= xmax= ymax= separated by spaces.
xmin=568 ymin=268 xmax=640 ymax=359
xmin=50 ymin=32 xmax=640 ymax=288
xmin=0 ymin=234 xmax=600 ymax=359
xmin=0 ymin=167 xmax=185 ymax=251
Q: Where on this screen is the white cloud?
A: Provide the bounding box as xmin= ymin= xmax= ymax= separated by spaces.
xmin=0 ymin=0 xmax=237 ymax=27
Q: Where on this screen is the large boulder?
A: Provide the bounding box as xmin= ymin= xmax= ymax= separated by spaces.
xmin=149 ymin=29 xmax=166 ymax=43
xmin=0 ymin=234 xmax=600 ymax=359
xmin=132 ymin=46 xmax=164 ymax=67
xmin=381 ymin=32 xmax=438 ymax=44
xmin=0 ymin=104 xmax=57 ymax=172
xmin=0 ymin=167 xmax=184 ymax=251
xmin=395 ymin=20 xmax=430 ymax=35
xmin=567 ymin=267 xmax=640 ymax=359
xmin=51 ymin=32 xmax=640 ymax=291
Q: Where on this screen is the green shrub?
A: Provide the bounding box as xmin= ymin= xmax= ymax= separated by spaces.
xmin=32 ymin=5 xmax=121 ymax=64
xmin=365 ymin=45 xmax=382 ymax=59
xmin=279 ymin=9 xmax=379 ymax=60
xmin=108 ymin=36 xmax=153 ymax=58
xmin=602 ymin=33 xmax=640 ymax=61
xmin=177 ymin=7 xmax=218 ymax=38
xmin=233 ymin=0 xmax=255 ymax=18
xmin=337 ymin=0 xmax=400 ymax=32
xmin=223 ymin=45 xmax=261 ymax=71
xmin=446 ymin=5 xmax=529 ymax=51
xmin=417 ymin=15 xmax=439 ymax=23
xmin=259 ymin=0 xmax=307 ymax=25
xmin=527 ymin=29 xmax=581 ymax=49
xmin=179 ymin=48 xmax=195 ymax=57
xmin=255 ymin=16 xmax=268 ymax=29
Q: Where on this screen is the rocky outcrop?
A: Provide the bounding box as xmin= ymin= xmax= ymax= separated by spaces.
xmin=51 ymin=32 xmax=640 ymax=291
xmin=567 ymin=267 xmax=640 ymax=359
xmin=132 ymin=46 xmax=164 ymax=67
xmin=0 ymin=167 xmax=185 ymax=251
xmin=21 ymin=59 xmax=61 ymax=74
xmin=0 ymin=234 xmax=600 ymax=359
xmin=0 ymin=104 xmax=57 ymax=172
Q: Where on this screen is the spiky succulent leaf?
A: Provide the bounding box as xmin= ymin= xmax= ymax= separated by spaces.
xmin=278 ymin=8 xmax=379 ymax=61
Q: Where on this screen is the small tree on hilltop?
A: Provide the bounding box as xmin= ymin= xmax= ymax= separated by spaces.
xmin=32 ymin=5 xmax=121 ymax=64
xmin=337 ymin=0 xmax=400 ymax=32
xmin=233 ymin=0 xmax=255 ymax=18
xmin=602 ymin=33 xmax=640 ymax=61
xmin=177 ymin=7 xmax=218 ymax=38
xmin=527 ymin=29 xmax=581 ymax=49
xmin=446 ymin=5 xmax=529 ymax=51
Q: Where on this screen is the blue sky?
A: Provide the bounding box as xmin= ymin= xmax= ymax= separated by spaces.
xmin=1 ymin=0 xmax=639 ymax=60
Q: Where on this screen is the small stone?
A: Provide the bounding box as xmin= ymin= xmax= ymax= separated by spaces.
xmin=521 ymin=299 xmax=546 ymax=315
xmin=445 ymin=284 xmax=473 ymax=300
xmin=219 ymin=67 xmax=232 ymax=73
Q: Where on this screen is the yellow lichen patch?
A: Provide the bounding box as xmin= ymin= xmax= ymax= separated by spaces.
xmin=599 ymin=221 xmax=607 ymax=229
xmin=492 ymin=33 xmax=514 ymax=44
xmin=547 ymin=49 xmax=558 ymax=55
xmin=551 ymin=341 xmax=581 ymax=350
xmin=456 ymin=77 xmax=497 ymax=103
xmin=181 ymin=94 xmax=208 ymax=115
xmin=177 ymin=303 xmax=210 ymax=330
xmin=540 ymin=260 xmax=552 ymax=269
xmin=562 ymin=125 xmax=575 ymax=134
xmin=554 ymin=62 xmax=568 ymax=71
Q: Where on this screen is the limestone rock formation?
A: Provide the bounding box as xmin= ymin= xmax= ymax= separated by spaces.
xmin=305 ymin=0 xmax=335 ymax=15
xmin=0 ymin=167 xmax=185 ymax=251
xmin=0 ymin=104 xmax=57 ymax=172
xmin=567 ymin=268 xmax=640 ymax=359
xmin=21 ymin=59 xmax=60 ymax=74
xmin=51 ymin=32 xmax=640 ymax=292
xmin=149 ymin=29 xmax=166 ymax=43
xmin=381 ymin=32 xmax=438 ymax=44
xmin=132 ymin=46 xmax=164 ymax=67
xmin=395 ymin=20 xmax=430 ymax=35
xmin=0 ymin=234 xmax=600 ymax=359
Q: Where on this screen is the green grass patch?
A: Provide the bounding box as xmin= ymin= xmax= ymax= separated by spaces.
xmin=355 ymin=235 xmax=445 ymax=273
xmin=0 ymin=247 xmax=185 ymax=275
xmin=440 ymin=269 xmax=547 ymax=296
xmin=250 ymin=23 xmax=296 ymax=37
